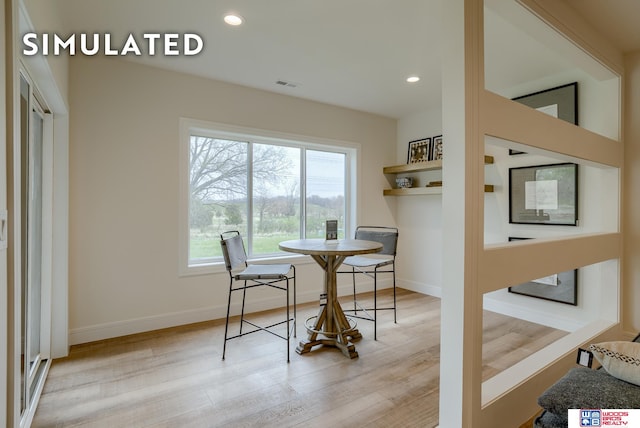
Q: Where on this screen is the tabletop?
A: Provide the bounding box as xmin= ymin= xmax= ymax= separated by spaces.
xmin=278 ymin=238 xmax=382 ymax=256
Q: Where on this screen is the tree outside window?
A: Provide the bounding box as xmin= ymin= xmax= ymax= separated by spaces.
xmin=188 ymin=134 xmax=347 ymax=264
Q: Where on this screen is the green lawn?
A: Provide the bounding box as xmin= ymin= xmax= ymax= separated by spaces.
xmin=190 ymin=232 xmax=301 ymax=259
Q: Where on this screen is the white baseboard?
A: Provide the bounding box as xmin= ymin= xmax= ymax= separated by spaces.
xmin=69 ymin=282 xmax=392 ymax=345
xmin=398 ymin=278 xmax=441 ymax=298
xmin=69 ymin=306 xmax=219 ymax=345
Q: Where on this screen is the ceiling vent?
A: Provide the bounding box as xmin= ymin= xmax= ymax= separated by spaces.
xmin=275 ymin=80 xmax=298 ymax=88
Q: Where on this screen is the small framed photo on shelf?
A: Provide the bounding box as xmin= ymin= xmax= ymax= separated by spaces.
xmin=431 ymin=135 xmax=443 ymax=160
xmin=407 ymin=138 xmax=431 ymax=164
xmin=509 ymin=162 xmax=578 ymax=226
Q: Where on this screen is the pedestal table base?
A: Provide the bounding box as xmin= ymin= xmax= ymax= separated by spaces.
xmin=295 ymin=297 xmax=361 ymax=359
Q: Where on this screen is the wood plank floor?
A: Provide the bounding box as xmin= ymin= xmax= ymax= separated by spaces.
xmin=32 ymin=289 xmax=565 ymax=427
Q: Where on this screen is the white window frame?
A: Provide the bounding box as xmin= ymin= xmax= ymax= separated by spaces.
xmin=179 ymin=118 xmax=359 ymax=276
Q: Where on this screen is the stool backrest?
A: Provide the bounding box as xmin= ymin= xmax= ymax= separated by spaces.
xmin=220 ymin=231 xmax=248 ymax=271
xmin=354 ymin=226 xmax=398 ymax=256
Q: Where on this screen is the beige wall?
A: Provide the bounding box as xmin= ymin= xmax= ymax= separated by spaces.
xmin=624 ymin=51 xmax=640 ymax=331
xmin=68 ymin=56 xmax=396 ymax=343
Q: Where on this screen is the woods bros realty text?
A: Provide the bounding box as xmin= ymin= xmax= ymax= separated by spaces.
xmin=23 ymin=33 xmax=204 ymax=56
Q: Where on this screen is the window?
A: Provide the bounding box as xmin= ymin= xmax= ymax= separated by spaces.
xmin=180 ymin=119 xmax=357 ymax=272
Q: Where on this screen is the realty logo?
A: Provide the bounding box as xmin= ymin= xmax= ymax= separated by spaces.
xmin=581 ymin=409 xmax=601 ymax=427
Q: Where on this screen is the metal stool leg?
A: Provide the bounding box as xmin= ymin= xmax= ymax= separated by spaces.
xmin=352 ymin=267 xmax=357 ymax=313
xmin=373 ymin=268 xmax=378 ymax=340
xmin=392 ymin=262 xmax=397 ymax=323
xmin=293 ymin=267 xmax=297 ymax=338
xmin=222 ymin=278 xmax=233 ymax=360
xmin=239 ymin=280 xmax=247 ymax=335
xmin=286 ymin=277 xmax=290 ymax=363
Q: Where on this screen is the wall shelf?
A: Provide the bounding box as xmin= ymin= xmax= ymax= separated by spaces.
xmin=383 ymin=184 xmax=494 ymax=196
xmin=383 ymin=155 xmax=493 ymax=175
xmin=383 ymin=187 xmax=442 ymax=196
xmin=383 ymin=160 xmax=443 ymax=174
xmin=383 ymin=155 xmax=494 ymax=195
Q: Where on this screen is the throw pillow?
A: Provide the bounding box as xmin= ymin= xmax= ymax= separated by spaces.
xmin=590 ymin=341 xmax=640 ymax=386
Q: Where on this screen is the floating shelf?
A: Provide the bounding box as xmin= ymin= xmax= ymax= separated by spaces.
xmin=383 ymin=187 xmax=442 ymax=196
xmin=383 ymin=160 xmax=443 ymax=174
xmin=383 ymin=184 xmax=494 ymax=196
xmin=382 ymin=156 xmax=495 ymax=196
xmin=382 ymin=156 xmax=493 ymax=175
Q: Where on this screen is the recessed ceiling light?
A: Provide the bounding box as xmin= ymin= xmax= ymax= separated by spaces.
xmin=224 ymin=14 xmax=244 ymax=26
xmin=406 ymin=76 xmax=420 ymax=83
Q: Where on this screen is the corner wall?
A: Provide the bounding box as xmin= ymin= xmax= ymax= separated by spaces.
xmin=395 ymin=109 xmax=444 ymax=296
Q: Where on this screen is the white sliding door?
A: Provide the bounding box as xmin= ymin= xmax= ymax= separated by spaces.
xmin=17 ymin=69 xmax=52 ymax=428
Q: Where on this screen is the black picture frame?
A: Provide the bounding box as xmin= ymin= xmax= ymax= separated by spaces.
xmin=431 ymin=135 xmax=443 ymax=161
xmin=407 ymin=138 xmax=431 ymax=164
xmin=507 ymin=237 xmax=578 ymax=306
xmin=509 ymin=163 xmax=578 ymax=226
xmin=325 ymin=220 xmax=338 ymax=241
xmin=509 ymin=82 xmax=578 ymax=155
xmin=576 ymin=348 xmax=593 ymax=367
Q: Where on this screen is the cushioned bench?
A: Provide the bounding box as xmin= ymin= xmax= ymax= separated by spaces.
xmin=535 ymin=334 xmax=640 ymax=427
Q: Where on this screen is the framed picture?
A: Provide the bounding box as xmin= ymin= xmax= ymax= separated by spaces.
xmin=507 ymin=237 xmax=578 ymax=305
xmin=431 ymin=135 xmax=443 ymax=160
xmin=325 ymin=220 xmax=338 ymax=241
xmin=509 ymin=162 xmax=578 ymax=226
xmin=509 ymin=82 xmax=578 ymax=155
xmin=407 ymin=138 xmax=431 ymax=164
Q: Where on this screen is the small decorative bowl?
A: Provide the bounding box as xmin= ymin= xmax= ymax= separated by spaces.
xmin=396 ymin=177 xmax=413 ymax=188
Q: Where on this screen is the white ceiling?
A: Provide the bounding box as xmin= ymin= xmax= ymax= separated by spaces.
xmin=51 ymin=0 xmax=639 ymax=119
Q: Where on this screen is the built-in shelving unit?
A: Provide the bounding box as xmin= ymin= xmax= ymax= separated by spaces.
xmin=383 ymin=155 xmax=494 ymax=195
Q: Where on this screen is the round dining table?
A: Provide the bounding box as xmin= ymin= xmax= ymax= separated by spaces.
xmin=278 ymin=238 xmax=383 ymax=359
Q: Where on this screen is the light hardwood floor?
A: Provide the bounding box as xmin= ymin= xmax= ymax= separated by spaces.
xmin=33 ymin=289 xmax=564 ymax=427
